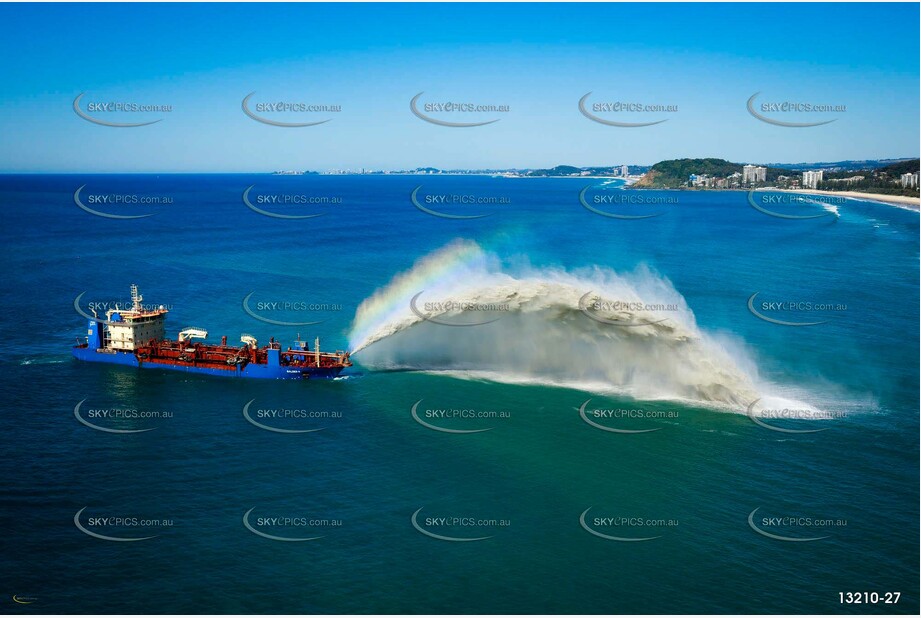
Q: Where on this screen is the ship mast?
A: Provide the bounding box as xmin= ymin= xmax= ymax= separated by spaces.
xmin=130 ymin=284 xmax=142 ymax=312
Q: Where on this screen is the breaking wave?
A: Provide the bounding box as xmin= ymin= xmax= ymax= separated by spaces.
xmin=801 ymin=197 xmax=840 ymax=217
xmin=348 ymin=240 xmax=764 ymax=408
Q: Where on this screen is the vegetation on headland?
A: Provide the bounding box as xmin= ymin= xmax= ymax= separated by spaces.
xmin=633 ymin=158 xmax=787 ymax=188
xmin=634 ymin=159 xmax=736 ymax=188
xmin=633 ymin=157 xmax=919 ymax=197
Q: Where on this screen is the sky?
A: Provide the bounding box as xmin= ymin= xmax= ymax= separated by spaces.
xmin=0 ymin=2 xmax=918 ymax=172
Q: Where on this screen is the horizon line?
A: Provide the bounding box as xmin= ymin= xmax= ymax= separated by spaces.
xmin=2 ymin=155 xmax=919 ymax=175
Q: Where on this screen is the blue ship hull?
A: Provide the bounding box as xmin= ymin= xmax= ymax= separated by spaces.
xmin=72 ymin=346 xmax=345 ymax=380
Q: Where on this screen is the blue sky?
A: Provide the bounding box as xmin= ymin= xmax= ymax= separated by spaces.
xmin=0 ymin=2 xmax=918 ymax=172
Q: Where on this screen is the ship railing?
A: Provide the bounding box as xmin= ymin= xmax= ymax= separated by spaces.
xmin=282 ymin=349 xmax=345 ymax=357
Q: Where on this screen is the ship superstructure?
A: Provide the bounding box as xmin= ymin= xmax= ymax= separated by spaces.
xmin=73 ymin=285 xmax=351 ymax=379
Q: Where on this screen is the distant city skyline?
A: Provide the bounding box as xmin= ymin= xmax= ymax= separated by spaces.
xmin=0 ymin=3 xmax=918 ymax=173
xmin=283 ymin=157 xmax=916 ymax=175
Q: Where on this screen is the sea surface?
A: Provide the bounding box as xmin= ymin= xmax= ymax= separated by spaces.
xmin=0 ymin=174 xmax=917 ymax=614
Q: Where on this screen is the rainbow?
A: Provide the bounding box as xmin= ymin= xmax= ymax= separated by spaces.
xmin=348 ymin=240 xmax=489 ymax=352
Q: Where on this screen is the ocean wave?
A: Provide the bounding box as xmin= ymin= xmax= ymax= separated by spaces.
xmin=813 ymin=200 xmax=840 ymax=216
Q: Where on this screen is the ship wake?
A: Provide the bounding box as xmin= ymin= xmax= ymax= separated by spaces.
xmin=348 ymin=240 xmax=763 ymax=408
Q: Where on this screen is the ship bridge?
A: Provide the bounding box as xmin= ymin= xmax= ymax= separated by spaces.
xmin=103 ymin=284 xmax=168 ymax=351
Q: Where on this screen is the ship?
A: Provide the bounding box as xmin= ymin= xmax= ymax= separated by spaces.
xmin=73 ymin=285 xmax=351 ymax=379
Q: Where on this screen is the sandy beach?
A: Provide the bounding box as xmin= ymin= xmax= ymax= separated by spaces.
xmin=775 ymin=188 xmax=920 ymax=211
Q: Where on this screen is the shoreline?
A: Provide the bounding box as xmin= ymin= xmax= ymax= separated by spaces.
xmin=630 ymin=186 xmax=920 ymax=211
xmin=772 ymin=188 xmax=920 ymax=211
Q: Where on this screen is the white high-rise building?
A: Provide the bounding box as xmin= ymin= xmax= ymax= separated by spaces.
xmin=802 ymin=170 xmax=824 ymax=189
xmin=900 ymin=172 xmax=919 ymax=188
xmin=621 ymin=165 xmax=629 ymax=177
xmin=742 ymin=164 xmax=767 ymax=184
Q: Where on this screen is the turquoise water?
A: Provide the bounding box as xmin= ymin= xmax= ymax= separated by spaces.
xmin=0 ymin=174 xmax=917 ymax=613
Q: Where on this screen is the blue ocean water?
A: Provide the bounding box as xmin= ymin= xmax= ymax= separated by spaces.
xmin=0 ymin=174 xmax=917 ymax=613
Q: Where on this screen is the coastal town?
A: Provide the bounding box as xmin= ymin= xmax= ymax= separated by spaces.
xmin=272 ymin=158 xmax=920 ymax=205
xmin=273 ymin=159 xmax=918 ymax=192
xmin=685 ymin=163 xmax=918 ymax=192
